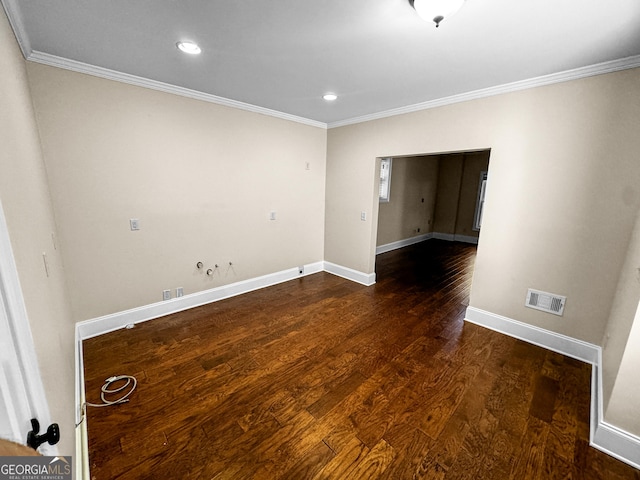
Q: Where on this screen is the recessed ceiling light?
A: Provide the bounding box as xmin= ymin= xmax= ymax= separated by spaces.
xmin=323 ymin=93 xmax=338 ymax=101
xmin=176 ymin=41 xmax=201 ymax=55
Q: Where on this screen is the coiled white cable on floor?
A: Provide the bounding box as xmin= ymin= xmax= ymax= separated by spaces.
xmin=76 ymin=375 xmax=137 ymax=427
xmin=86 ymin=375 xmax=137 ymax=407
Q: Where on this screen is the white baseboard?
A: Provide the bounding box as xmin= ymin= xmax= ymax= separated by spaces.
xmin=73 ymin=260 xmax=373 ymax=477
xmin=464 ymin=306 xmax=599 ymax=363
xmin=74 ymin=259 xmax=340 ymax=478
xmin=432 ymin=232 xmax=479 ymax=245
xmin=465 ymin=306 xmax=640 ymax=470
xmin=76 ymin=261 xmax=325 ymax=340
xmin=453 ymin=234 xmax=479 ymax=245
xmin=376 ymin=231 xmax=480 ymax=256
xmin=323 ymin=261 xmax=376 ymax=286
xmin=376 ymin=233 xmax=433 ymax=255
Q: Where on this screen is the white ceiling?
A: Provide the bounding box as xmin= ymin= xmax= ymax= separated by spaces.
xmin=5 ymin=0 xmax=640 ymax=126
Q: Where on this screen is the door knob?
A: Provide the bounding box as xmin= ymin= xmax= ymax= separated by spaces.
xmin=27 ymin=418 xmax=60 ymax=450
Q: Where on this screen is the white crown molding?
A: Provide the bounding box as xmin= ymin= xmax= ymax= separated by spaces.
xmin=328 ymin=54 xmax=640 ymax=129
xmin=27 ymin=50 xmax=328 ymax=130
xmin=1 ymin=0 xmax=31 ymax=58
xmin=5 ymin=0 xmax=640 ymax=131
xmin=465 ymin=306 xmax=640 ymax=470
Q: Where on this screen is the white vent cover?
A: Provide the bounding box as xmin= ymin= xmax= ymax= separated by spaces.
xmin=525 ymin=289 xmax=566 ymax=316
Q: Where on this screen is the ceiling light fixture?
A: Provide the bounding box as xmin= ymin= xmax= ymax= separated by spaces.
xmin=176 ymin=41 xmax=201 ymax=54
xmin=410 ymin=0 xmax=465 ymax=28
xmin=323 ymin=93 xmax=338 ymax=101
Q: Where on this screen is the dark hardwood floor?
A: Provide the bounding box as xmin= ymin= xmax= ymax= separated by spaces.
xmin=82 ymin=240 xmax=640 ymax=479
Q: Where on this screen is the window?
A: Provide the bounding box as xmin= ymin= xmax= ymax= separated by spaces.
xmin=473 ymin=171 xmax=488 ymax=231
xmin=379 ymin=158 xmax=392 ymax=202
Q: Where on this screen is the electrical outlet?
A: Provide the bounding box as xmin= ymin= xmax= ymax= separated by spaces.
xmin=361 ymin=211 xmax=367 ymax=221
xmin=176 ymin=287 xmax=184 ymax=297
xmin=162 ymin=289 xmax=171 ymax=301
xmin=130 ymin=218 xmax=140 ymax=231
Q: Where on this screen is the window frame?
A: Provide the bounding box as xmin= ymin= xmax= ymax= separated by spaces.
xmin=379 ymin=157 xmax=392 ymax=203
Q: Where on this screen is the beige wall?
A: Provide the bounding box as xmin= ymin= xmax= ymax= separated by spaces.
xmin=602 ymin=210 xmax=640 ymax=436
xmin=433 ymin=154 xmax=464 ymax=235
xmin=376 ymin=155 xmax=438 ymax=246
xmin=326 ymin=68 xmax=640 ymax=346
xmin=0 ymin=9 xmax=74 ymax=454
xmin=433 ymin=151 xmax=489 ymax=238
xmin=326 ymin=67 xmax=640 ymax=436
xmin=4 ymin=0 xmax=640 ymax=447
xmin=27 ymin=63 xmax=327 ymax=321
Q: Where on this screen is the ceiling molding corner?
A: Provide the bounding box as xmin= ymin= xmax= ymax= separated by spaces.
xmin=27 ymin=51 xmax=328 ymax=130
xmin=1 ymin=0 xmax=32 ymax=58
xmin=328 ymin=54 xmax=640 ymax=129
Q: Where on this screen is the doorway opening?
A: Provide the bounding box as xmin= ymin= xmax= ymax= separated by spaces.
xmin=374 ymin=149 xmax=490 ymax=279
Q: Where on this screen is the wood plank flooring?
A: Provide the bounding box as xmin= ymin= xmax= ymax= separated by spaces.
xmin=83 ymin=240 xmax=640 ymax=479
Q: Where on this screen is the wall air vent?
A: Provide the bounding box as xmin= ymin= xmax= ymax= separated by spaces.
xmin=525 ymin=289 xmax=566 ymax=316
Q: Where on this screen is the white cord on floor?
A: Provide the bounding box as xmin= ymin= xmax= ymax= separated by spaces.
xmin=76 ymin=375 xmax=137 ymax=427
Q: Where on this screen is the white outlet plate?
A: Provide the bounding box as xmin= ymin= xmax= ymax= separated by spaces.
xmin=130 ymin=218 xmax=140 ymax=231
xmin=162 ymin=289 xmax=171 ymax=301
xmin=176 ymin=287 xmax=184 ymax=297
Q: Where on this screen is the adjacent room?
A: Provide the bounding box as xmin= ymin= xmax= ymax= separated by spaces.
xmin=1 ymin=0 xmax=640 ymax=478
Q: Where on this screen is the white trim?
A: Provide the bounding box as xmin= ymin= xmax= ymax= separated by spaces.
xmin=74 ymin=328 xmax=89 ymax=480
xmin=73 ymin=260 xmax=369 ymax=341
xmin=376 ymin=233 xmax=433 ymax=255
xmin=590 ymin=350 xmax=640 ymax=469
xmin=26 ymin=51 xmax=327 ymax=130
xmin=432 ymin=232 xmax=456 ymax=242
xmin=464 ymin=306 xmax=598 ymax=363
xmin=453 ymin=234 xmax=479 ymax=245
xmin=328 ymin=54 xmax=640 ymax=128
xmin=432 ymin=232 xmax=479 ymax=245
xmin=77 ymin=261 xmax=324 ymax=340
xmin=3 ymin=0 xmax=639 ymax=131
xmin=0 ymin=0 xmax=31 ymax=58
xmin=74 ymin=259 xmax=362 ymax=478
xmin=376 ymin=232 xmax=479 ymax=255
xmin=323 ymin=261 xmax=376 ymax=286
xmin=464 ymin=306 xmax=640 ymax=470
xmin=0 ymin=201 xmax=55 ymax=454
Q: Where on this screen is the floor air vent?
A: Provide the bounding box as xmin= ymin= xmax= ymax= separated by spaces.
xmin=525 ymin=289 xmax=566 ymax=316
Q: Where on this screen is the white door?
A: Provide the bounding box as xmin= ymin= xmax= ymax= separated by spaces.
xmin=0 ymin=201 xmax=53 ymax=453
xmin=0 ymin=286 xmax=33 ymax=443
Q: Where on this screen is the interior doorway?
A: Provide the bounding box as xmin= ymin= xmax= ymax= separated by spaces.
xmin=374 ymin=149 xmax=490 ymax=268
